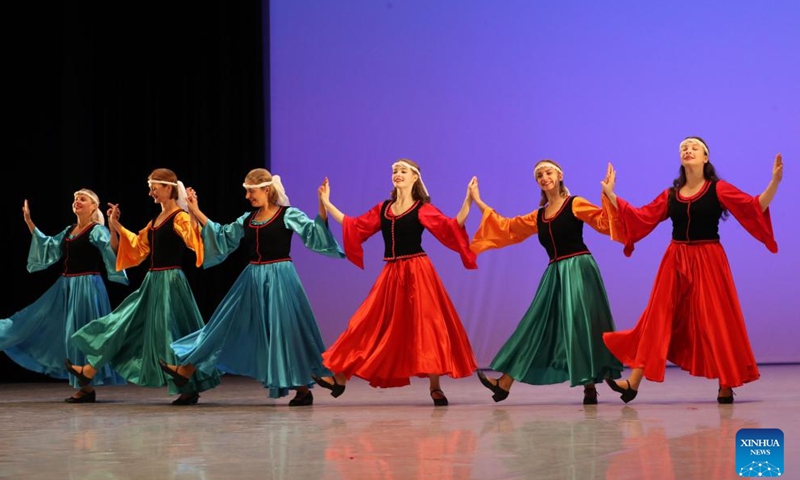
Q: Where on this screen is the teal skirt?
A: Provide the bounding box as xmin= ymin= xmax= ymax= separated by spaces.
xmin=490 ymin=254 xmax=622 ymax=386
xmin=71 ymin=268 xmax=221 ymax=395
xmin=0 ymin=274 xmax=125 ymax=388
xmin=171 ymin=261 xmax=331 ymax=398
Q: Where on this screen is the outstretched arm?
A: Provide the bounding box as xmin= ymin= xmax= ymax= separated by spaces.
xmin=759 ymin=153 xmax=783 ymax=211
xmin=455 ymin=176 xmax=477 ymax=226
xmin=600 ymin=162 xmax=618 ymax=208
xmin=318 ymin=177 xmax=345 ymax=224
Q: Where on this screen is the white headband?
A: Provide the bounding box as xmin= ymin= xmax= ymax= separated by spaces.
xmin=242 ymin=175 xmax=290 ymax=206
xmin=533 ymin=161 xmax=563 ymax=175
xmin=148 ymin=179 xmax=189 ymax=211
xmin=679 ymin=138 xmax=709 ymax=155
xmin=392 ymin=160 xmax=429 ymax=197
xmin=73 ymin=189 xmax=105 ymax=226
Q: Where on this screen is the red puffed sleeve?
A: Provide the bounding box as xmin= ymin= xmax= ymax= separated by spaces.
xmin=717 ymin=180 xmax=778 ymax=253
xmin=612 ymin=189 xmax=670 ymax=257
xmin=418 ymin=203 xmax=477 ymax=269
xmin=342 ymin=203 xmax=382 ymax=269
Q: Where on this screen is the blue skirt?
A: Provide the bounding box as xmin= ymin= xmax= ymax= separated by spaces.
xmin=72 ymin=268 xmax=221 ymax=395
xmin=0 ymin=274 xmax=125 ymax=388
xmin=171 ymin=261 xmax=331 ymax=398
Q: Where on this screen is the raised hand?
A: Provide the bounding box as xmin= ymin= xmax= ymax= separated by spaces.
xmin=106 ymin=203 xmax=121 ymax=230
xmin=22 ymin=199 xmax=36 ymax=233
xmin=759 ymin=153 xmax=783 ymax=212
xmin=318 ymin=177 xmax=331 ymax=205
xmin=601 ymin=163 xmax=616 ymax=197
xmin=772 ymin=153 xmax=783 ymax=183
xmin=468 ymin=176 xmax=481 ymax=203
xmin=22 ymin=199 xmax=31 ymax=223
xmin=185 ymin=187 xmax=199 ymax=207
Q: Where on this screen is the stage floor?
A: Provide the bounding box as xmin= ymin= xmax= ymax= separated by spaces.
xmin=0 ymin=364 xmax=797 ymax=480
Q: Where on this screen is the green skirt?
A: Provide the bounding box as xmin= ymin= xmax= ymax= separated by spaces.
xmin=72 ymin=268 xmax=221 ymax=395
xmin=490 ymin=254 xmax=622 ymax=386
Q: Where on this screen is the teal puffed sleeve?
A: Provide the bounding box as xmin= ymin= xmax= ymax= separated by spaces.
xmin=284 ymin=207 xmax=345 ymax=259
xmin=27 ymin=226 xmax=70 ymax=273
xmin=201 ymin=212 xmax=249 ymax=268
xmin=88 ymin=224 xmax=129 ymax=285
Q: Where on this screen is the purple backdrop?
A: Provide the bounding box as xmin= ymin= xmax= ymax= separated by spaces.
xmin=268 ymin=1 xmax=799 ymax=366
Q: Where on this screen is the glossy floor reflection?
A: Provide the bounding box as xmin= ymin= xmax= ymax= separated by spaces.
xmin=0 ymin=364 xmax=797 ymax=479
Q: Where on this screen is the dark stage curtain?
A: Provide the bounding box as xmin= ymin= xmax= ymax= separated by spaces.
xmin=1 ymin=2 xmax=269 ymax=382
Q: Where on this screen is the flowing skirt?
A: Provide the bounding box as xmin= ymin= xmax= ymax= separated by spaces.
xmin=490 ymin=254 xmax=622 ymax=386
xmin=71 ymin=269 xmax=221 ymax=395
xmin=171 ymin=261 xmax=331 ymax=398
xmin=603 ymin=241 xmax=759 ymax=387
xmin=323 ymin=255 xmax=477 ymax=388
xmin=0 ymin=274 xmax=125 ymax=388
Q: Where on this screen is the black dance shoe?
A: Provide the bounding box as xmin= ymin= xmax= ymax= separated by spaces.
xmin=158 ymin=359 xmax=190 ymax=388
xmin=289 ymin=390 xmax=314 ymax=407
xmin=311 ymin=375 xmax=346 ymax=398
xmin=64 ymin=359 xmax=93 ymax=387
xmin=605 ymin=379 xmax=637 ymax=403
xmin=430 ymin=389 xmax=449 ymax=407
xmin=171 ymin=392 xmax=200 ymax=406
xmin=477 ymin=371 xmax=510 ymax=403
xmin=64 ymin=390 xmax=96 ymax=404
xmin=583 ymin=385 xmax=598 ymax=405
xmin=717 ymin=388 xmax=735 ymax=404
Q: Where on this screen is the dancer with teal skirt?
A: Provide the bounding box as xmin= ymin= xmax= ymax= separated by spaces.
xmin=471 ymin=161 xmax=624 ymax=404
xmin=66 ymin=168 xmax=221 ymax=405
xmin=159 ymin=168 xmax=344 ymax=406
xmin=1 ymin=190 xmax=127 ymax=403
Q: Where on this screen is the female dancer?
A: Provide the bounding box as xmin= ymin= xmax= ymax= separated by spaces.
xmin=602 ymin=137 xmax=781 ymax=403
xmin=66 ymin=168 xmax=221 ymax=405
xmin=1 ymin=190 xmax=127 ymax=403
xmin=312 ymin=159 xmax=478 ymax=406
xmin=159 ymin=168 xmax=344 ymax=406
xmin=471 ymin=161 xmax=624 ymax=404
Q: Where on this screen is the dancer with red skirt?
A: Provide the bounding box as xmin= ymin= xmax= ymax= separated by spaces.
xmin=312 ymin=159 xmax=478 ymax=406
xmin=601 ymin=137 xmax=782 ymax=404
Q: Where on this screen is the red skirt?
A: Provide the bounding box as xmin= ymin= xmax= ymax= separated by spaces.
xmin=603 ymin=241 xmax=759 ymax=387
xmin=322 ymin=255 xmax=477 ymax=388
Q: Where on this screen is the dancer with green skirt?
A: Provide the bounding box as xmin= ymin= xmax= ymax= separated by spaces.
xmin=66 ymin=168 xmax=221 ymax=405
xmin=471 ymin=161 xmax=624 ymax=404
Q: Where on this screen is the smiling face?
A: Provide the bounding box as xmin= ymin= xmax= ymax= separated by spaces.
xmin=244 ymin=186 xmax=269 ymax=208
xmin=391 ymin=163 xmax=419 ymax=191
xmin=534 ymin=165 xmax=563 ymax=193
xmin=72 ymin=192 xmax=97 ymax=218
xmin=148 ymin=182 xmax=173 ymax=204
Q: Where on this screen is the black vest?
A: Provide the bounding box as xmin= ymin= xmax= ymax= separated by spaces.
xmin=62 ymin=223 xmax=104 ymax=276
xmin=243 ymin=207 xmax=293 ymax=263
xmin=380 ymin=200 xmax=426 ymax=260
xmin=147 ymin=210 xmax=187 ymax=270
xmin=668 ymin=180 xmax=722 ymax=242
xmin=537 ymin=196 xmax=590 ymax=263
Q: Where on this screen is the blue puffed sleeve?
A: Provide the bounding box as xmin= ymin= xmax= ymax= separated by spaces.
xmin=88 ymin=225 xmax=129 ymax=285
xmin=27 ymin=226 xmax=70 ymax=273
xmin=284 ymin=207 xmax=345 ymax=259
xmin=201 ymin=212 xmax=249 ymax=268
